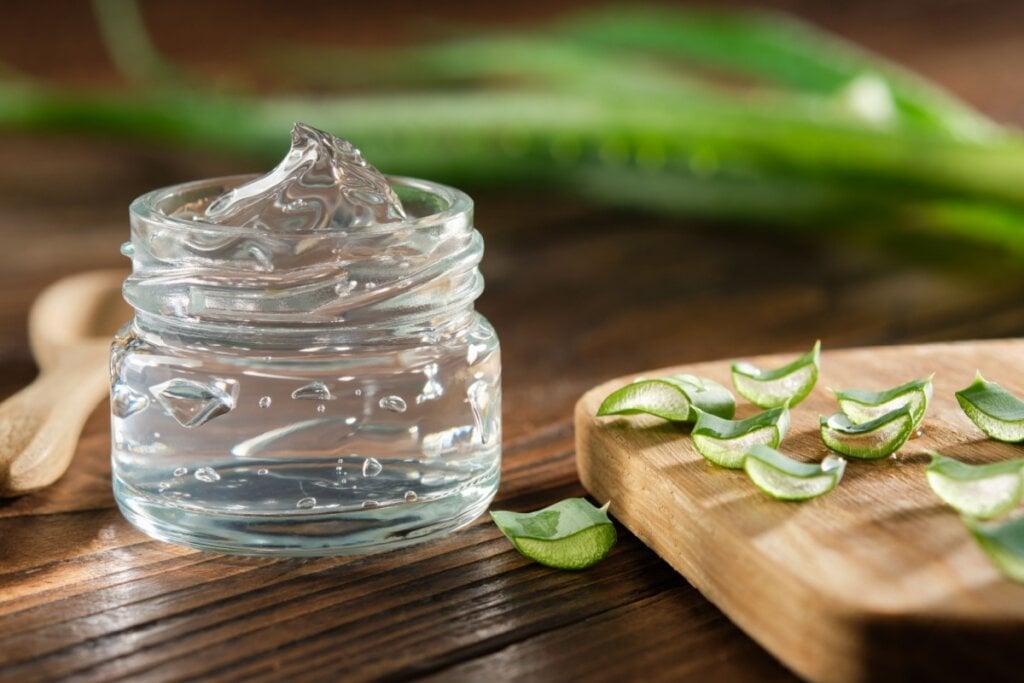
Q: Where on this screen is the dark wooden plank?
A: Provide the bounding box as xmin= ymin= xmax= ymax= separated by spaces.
xmin=420 ymin=589 xmax=799 ymax=683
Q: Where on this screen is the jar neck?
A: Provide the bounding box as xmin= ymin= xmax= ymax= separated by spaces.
xmin=123 ymin=174 xmax=483 ymax=348
xmin=132 ymin=304 xmax=478 ymax=351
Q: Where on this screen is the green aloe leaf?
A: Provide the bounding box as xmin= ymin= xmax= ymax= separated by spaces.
xmin=925 ymin=452 xmax=1024 ymax=519
xmin=834 ymin=375 xmax=933 ymax=429
xmin=819 ymin=405 xmax=914 ymax=459
xmin=955 ymin=373 xmax=1024 ymax=443
xmin=692 ymin=404 xmax=791 ymax=469
xmin=731 ymin=340 xmax=821 ymax=408
xmin=491 ymin=498 xmax=616 ymax=570
xmin=743 ymin=444 xmax=845 ymax=501
xmin=559 ymin=7 xmax=1000 ymax=141
xmin=597 ymin=374 xmax=735 ymax=423
xmin=965 ymin=515 xmax=1024 ymax=583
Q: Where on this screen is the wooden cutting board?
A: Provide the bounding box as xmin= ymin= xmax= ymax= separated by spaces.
xmin=575 ymin=339 xmax=1024 ymax=683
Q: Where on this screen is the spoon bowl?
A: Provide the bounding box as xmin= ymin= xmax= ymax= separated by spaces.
xmin=0 ymin=269 xmax=129 ymax=495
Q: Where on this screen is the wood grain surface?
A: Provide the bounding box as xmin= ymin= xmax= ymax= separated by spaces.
xmin=4 ymin=1 xmax=1024 ymax=681
xmin=576 ymin=339 xmax=1024 ymax=683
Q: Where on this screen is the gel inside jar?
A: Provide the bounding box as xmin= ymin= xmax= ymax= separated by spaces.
xmin=109 ymin=128 xmax=501 ymax=556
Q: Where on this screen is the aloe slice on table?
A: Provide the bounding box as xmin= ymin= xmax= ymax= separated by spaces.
xmin=491 ymin=498 xmax=616 ymax=570
xmin=731 ymin=341 xmax=821 ymax=409
xmin=743 ymin=444 xmax=845 ymax=501
xmin=819 ymin=405 xmax=914 ymax=459
xmin=925 ymin=452 xmax=1024 ymax=519
xmin=596 ymin=374 xmax=735 ymax=422
xmin=955 ymin=373 xmax=1024 ymax=443
xmin=834 ymin=376 xmax=933 ymax=429
xmin=692 ymin=404 xmax=791 ymax=469
xmin=964 ymin=516 xmax=1024 ymax=583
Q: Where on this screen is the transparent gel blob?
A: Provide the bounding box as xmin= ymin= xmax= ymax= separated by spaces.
xmin=196 ymin=122 xmax=407 ymax=230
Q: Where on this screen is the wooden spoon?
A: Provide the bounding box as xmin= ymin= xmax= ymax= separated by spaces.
xmin=0 ymin=269 xmax=130 ymax=495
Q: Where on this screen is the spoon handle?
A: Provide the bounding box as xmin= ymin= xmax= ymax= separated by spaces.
xmin=0 ymin=344 xmax=110 ymax=495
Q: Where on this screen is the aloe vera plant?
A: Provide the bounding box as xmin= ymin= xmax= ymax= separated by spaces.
xmin=4 ymin=2 xmax=1024 ymax=251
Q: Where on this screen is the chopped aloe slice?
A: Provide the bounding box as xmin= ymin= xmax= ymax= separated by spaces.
xmin=925 ymin=452 xmax=1024 ymax=519
xmin=743 ymin=445 xmax=845 ymax=501
xmin=955 ymin=373 xmax=1024 ymax=443
xmin=692 ymin=404 xmax=791 ymax=469
xmin=819 ymin=405 xmax=913 ymax=459
xmin=490 ymin=498 xmax=616 ymax=570
xmin=965 ymin=516 xmax=1024 ymax=583
xmin=834 ymin=375 xmax=933 ymax=429
xmin=731 ymin=340 xmax=820 ymax=409
xmin=596 ymin=373 xmax=735 ymax=422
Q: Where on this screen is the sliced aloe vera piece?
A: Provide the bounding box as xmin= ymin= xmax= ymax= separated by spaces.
xmin=743 ymin=444 xmax=845 ymax=501
xmin=965 ymin=516 xmax=1024 ymax=583
xmin=596 ymin=373 xmax=735 ymax=422
xmin=692 ymin=404 xmax=791 ymax=469
xmin=834 ymin=375 xmax=933 ymax=429
xmin=925 ymin=452 xmax=1024 ymax=519
xmin=731 ymin=340 xmax=820 ymax=409
xmin=819 ymin=405 xmax=913 ymax=459
xmin=491 ymin=498 xmax=616 ymax=570
xmin=955 ymin=373 xmax=1024 ymax=443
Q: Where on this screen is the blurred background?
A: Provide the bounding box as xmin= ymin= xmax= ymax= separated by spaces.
xmin=2 ymin=0 xmax=1024 ymax=432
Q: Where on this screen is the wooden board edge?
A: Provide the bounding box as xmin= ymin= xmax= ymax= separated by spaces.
xmin=574 ymin=397 xmax=866 ymax=683
xmin=571 ymin=339 xmax=1024 ymax=683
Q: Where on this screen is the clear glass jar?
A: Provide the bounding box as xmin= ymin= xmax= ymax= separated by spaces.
xmin=109 ymin=175 xmax=501 ymax=556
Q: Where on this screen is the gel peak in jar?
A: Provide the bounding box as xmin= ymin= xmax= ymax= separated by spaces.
xmin=110 ymin=123 xmax=501 ymax=556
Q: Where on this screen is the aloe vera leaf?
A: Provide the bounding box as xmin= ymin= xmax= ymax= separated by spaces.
xmin=574 ymin=164 xmax=1024 ymax=257
xmin=834 ymin=376 xmax=933 ymax=428
xmin=731 ymin=341 xmax=820 ymax=408
xmin=491 ymin=498 xmax=616 ymax=570
xmin=692 ymin=405 xmax=790 ymax=469
xmin=559 ymin=8 xmax=1000 ymax=141
xmin=100 ymin=0 xmax=998 ymax=140
xmin=955 ymin=373 xmax=1024 ymax=443
xmin=8 ymin=74 xmax=1024 ymax=225
xmin=819 ymin=405 xmax=914 ymax=459
xmin=597 ymin=374 xmax=735 ymax=423
xmin=265 ymin=33 xmax=1002 ymax=183
xmin=965 ymin=516 xmax=1024 ymax=583
xmin=6 ymin=76 xmax=1024 ymax=202
xmin=743 ymin=445 xmax=845 ymax=501
xmin=925 ymin=452 xmax=1024 ymax=519
xmin=910 ymin=200 xmax=1024 ymax=255
xmin=268 ymin=35 xmax=714 ymax=98
xmin=571 ymin=165 xmax=899 ymax=222
xmin=92 ymin=0 xmax=184 ymax=86
xmin=19 ymin=0 xmax=1024 ymax=221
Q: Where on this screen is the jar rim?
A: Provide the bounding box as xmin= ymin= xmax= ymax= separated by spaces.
xmin=129 ymin=174 xmax=473 ymax=236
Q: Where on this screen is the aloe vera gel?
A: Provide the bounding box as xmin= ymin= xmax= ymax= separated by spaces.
xmin=109 ymin=124 xmax=502 ymax=556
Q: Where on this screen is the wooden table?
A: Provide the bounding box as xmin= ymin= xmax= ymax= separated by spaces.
xmin=3 ymin=2 xmax=1024 ymax=681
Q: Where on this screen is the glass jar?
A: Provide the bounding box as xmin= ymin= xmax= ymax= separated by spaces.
xmin=109 ymin=175 xmax=501 ymax=556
